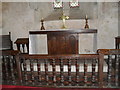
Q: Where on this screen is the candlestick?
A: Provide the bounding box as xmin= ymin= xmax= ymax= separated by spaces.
xmin=84 ymin=15 xmax=89 ymax=29
xmin=40 ymin=18 xmax=45 ymax=30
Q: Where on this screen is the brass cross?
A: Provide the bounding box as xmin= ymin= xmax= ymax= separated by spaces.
xmin=60 ymin=13 xmax=69 ymax=29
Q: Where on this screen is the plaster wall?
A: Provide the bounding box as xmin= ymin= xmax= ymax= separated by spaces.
xmin=2 ymin=2 xmax=118 ymax=53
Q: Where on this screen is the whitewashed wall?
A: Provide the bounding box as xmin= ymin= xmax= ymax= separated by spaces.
xmin=2 ymin=2 xmax=118 ymax=53
xmin=0 ymin=2 xmax=2 ymax=35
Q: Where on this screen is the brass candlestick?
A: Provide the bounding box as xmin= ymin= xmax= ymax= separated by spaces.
xmin=84 ymin=15 xmax=89 ymax=29
xmin=40 ymin=18 xmax=45 ymax=30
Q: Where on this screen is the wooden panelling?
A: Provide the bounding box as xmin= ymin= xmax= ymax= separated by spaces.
xmin=48 ymin=33 xmax=78 ymax=55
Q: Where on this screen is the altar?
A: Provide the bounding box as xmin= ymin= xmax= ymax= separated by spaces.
xmin=29 ymin=29 xmax=97 ymax=54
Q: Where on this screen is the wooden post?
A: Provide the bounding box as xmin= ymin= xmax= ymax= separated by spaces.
xmin=37 ymin=60 xmax=41 ymax=85
xmin=44 ymin=59 xmax=49 ymax=85
xmin=68 ymin=58 xmax=72 ymax=86
xmin=98 ymin=53 xmax=104 ymax=88
xmin=30 ymin=59 xmax=34 ymax=85
xmin=84 ymin=59 xmax=88 ymax=86
xmin=60 ymin=58 xmax=64 ymax=86
xmin=76 ymin=58 xmax=79 ymax=86
xmin=115 ymin=54 xmax=119 ymax=86
xmin=92 ymin=58 xmax=96 ymax=86
xmin=52 ymin=58 xmax=56 ymax=86
xmin=9 ymin=56 xmax=16 ymax=84
xmin=15 ymin=55 xmax=22 ymax=84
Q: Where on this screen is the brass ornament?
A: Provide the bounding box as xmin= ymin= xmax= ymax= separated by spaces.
xmin=40 ymin=18 xmax=45 ymax=30
xmin=60 ymin=13 xmax=69 ymax=29
xmin=84 ymin=15 xmax=89 ymax=29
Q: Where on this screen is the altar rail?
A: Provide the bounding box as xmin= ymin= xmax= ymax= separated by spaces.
xmin=97 ymin=49 xmax=120 ymax=88
xmin=17 ymin=54 xmax=103 ymax=88
xmin=1 ymin=49 xmax=120 ymax=88
xmin=2 ymin=50 xmax=19 ymax=85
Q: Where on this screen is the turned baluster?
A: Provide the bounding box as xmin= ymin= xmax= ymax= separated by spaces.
xmin=4 ymin=56 xmax=9 ymax=83
xmin=44 ymin=59 xmax=49 ymax=85
xmin=76 ymin=58 xmax=79 ymax=86
xmin=68 ymin=58 xmax=72 ymax=86
xmin=30 ymin=59 xmax=34 ymax=85
xmin=22 ymin=44 xmax=25 ymax=53
xmin=52 ymin=59 xmax=56 ymax=86
xmin=60 ymin=58 xmax=64 ymax=86
xmin=16 ymin=44 xmax=20 ymax=52
xmin=84 ymin=59 xmax=88 ymax=86
xmin=26 ymin=43 xmax=29 ymax=53
xmin=108 ymin=55 xmax=112 ymax=87
xmin=9 ymin=56 xmax=16 ymax=84
xmin=115 ymin=54 xmax=119 ymax=86
xmin=2 ymin=56 xmax=5 ymax=81
xmin=37 ymin=60 xmax=41 ymax=85
xmin=13 ymin=56 xmax=16 ymax=69
xmin=92 ymin=59 xmax=96 ymax=86
xmin=23 ymin=58 xmax=28 ymax=84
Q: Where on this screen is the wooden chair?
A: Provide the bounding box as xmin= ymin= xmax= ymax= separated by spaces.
xmin=14 ymin=38 xmax=29 ymax=53
xmin=0 ymin=32 xmax=13 ymax=50
xmin=115 ymin=36 xmax=120 ymax=49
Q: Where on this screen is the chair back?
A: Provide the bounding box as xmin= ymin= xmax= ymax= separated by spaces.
xmin=0 ymin=32 xmax=13 ymax=50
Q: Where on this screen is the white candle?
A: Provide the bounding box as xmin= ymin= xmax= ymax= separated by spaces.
xmin=85 ymin=15 xmax=87 ymax=19
xmin=41 ymin=17 xmax=44 ymax=20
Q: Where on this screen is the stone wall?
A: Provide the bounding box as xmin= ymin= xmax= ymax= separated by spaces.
xmin=2 ymin=2 xmax=118 ymax=53
xmin=0 ymin=2 xmax=2 ymax=34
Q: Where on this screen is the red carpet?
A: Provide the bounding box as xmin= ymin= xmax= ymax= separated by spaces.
xmin=1 ymin=85 xmax=120 ymax=90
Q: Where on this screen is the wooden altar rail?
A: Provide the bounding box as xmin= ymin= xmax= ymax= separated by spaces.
xmin=97 ymin=49 xmax=120 ymax=88
xmin=1 ymin=50 xmax=19 ymax=85
xmin=1 ymin=49 xmax=120 ymax=88
xmin=16 ymin=54 xmax=103 ymax=88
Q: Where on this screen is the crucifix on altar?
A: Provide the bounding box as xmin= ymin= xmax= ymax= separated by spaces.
xmin=59 ymin=12 xmax=69 ymax=29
